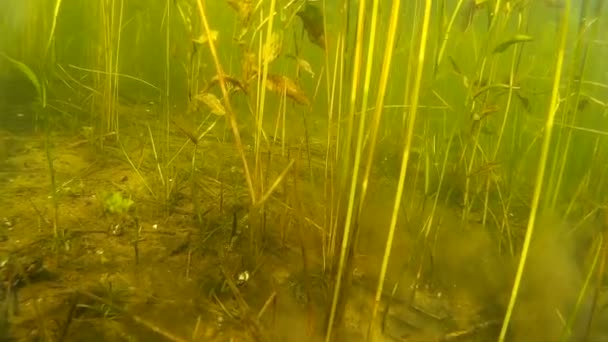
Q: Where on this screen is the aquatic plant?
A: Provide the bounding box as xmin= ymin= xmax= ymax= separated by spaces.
xmin=1 ymin=0 xmax=607 ymax=340
xmin=102 ymin=191 xmax=134 ymax=216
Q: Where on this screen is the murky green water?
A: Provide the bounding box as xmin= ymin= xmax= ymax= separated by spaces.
xmin=1 ymin=0 xmax=607 ymax=341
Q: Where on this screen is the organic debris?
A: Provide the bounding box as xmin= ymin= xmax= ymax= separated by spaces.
xmin=265 ymin=74 xmax=310 ymax=106
xmin=202 ymin=74 xmax=248 ymax=95
xmin=227 ymin=0 xmax=254 ymax=24
xmin=296 ymin=3 xmax=326 ymax=49
xmin=195 ymin=92 xmax=227 ymax=116
xmin=192 ymin=30 xmax=218 ymax=45
xmin=286 ymin=54 xmax=315 ymax=78
xmin=461 ymin=0 xmax=489 ymax=32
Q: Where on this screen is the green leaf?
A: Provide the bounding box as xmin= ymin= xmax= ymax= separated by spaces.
xmin=103 ymin=191 xmax=134 ymax=215
xmin=493 ymin=34 xmax=533 ymax=54
xmin=1 ymin=53 xmax=46 ymax=107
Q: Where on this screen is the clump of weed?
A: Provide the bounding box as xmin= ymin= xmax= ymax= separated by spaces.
xmin=101 ymin=191 xmax=135 ymax=237
xmin=100 ymin=191 xmax=143 ymax=264
xmin=102 ymin=191 xmax=134 ymax=216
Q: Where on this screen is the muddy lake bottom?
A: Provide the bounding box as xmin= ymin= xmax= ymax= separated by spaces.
xmin=0 ymin=125 xmax=607 ymax=342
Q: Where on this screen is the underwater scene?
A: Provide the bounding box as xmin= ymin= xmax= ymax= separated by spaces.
xmin=1 ymin=0 xmax=607 ymax=341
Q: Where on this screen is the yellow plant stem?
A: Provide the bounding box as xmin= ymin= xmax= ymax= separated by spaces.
xmin=562 ymin=233 xmax=603 ymax=341
xmin=254 ymin=0 xmax=277 ymax=196
xmin=195 ymin=0 xmax=256 ymax=203
xmin=548 ymin=4 xmax=594 ymax=209
xmin=325 ymin=33 xmax=344 ymax=269
xmin=325 ymin=0 xmax=369 ymax=338
xmin=359 ymin=0 xmax=401 ymax=214
xmin=434 ymin=0 xmax=465 ymax=74
xmin=45 ymin=0 xmax=62 ymax=60
xmin=368 ymin=0 xmax=433 ymax=339
xmin=498 ymin=0 xmax=571 ymax=340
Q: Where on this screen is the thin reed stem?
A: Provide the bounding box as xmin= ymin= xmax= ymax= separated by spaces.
xmin=195 ymin=0 xmax=256 ymax=203
xmin=368 ymin=0 xmax=433 ymax=339
xmin=498 ymin=1 xmax=571 ymax=340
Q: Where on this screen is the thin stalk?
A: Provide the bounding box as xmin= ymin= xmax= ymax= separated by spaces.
xmin=163 ymin=0 xmax=171 ymax=213
xmin=195 ymin=0 xmax=255 ymax=203
xmin=118 ymin=139 xmax=155 ymax=197
xmin=147 ymin=124 xmax=165 ymax=188
xmin=325 ymin=34 xmax=343 ymax=269
xmin=256 ymin=159 xmax=294 ymax=207
xmin=108 ymin=0 xmax=116 ymax=132
xmin=66 ymin=64 xmax=159 ymax=90
xmin=336 ymin=0 xmax=367 ymax=193
xmin=335 ymin=0 xmax=384 ymax=303
xmin=45 ymin=0 xmax=62 ymax=61
xmin=561 ymin=233 xmax=602 ymax=341
xmin=191 ymin=143 xmax=201 ymax=223
xmin=368 ymin=0 xmax=433 ymax=339
xmin=461 ymin=0 xmax=511 ymax=223
xmin=359 ymin=0 xmax=401 ymax=214
xmin=401 ymin=1 xmax=420 ymax=129
xmin=422 ymin=134 xmax=454 ymax=239
xmin=45 ymin=130 xmax=59 ymax=240
xmin=328 ymin=35 xmax=346 ymax=268
xmin=482 ymin=8 xmax=527 ymax=227
xmin=498 ymin=1 xmax=571 ymax=340
xmin=254 ymin=0 xmax=277 ymax=194
xmin=345 ymin=0 xmax=383 ymax=227
xmin=272 ymin=89 xmax=285 ymax=150
xmin=325 ymin=0 xmax=369 ymax=338
xmin=434 ymin=0 xmax=465 ymax=77
xmin=335 ymin=34 xmax=346 ymax=163
xmin=548 ymin=0 xmax=593 ymax=209
xmin=583 ymin=215 xmax=607 ymax=340
xmin=113 ymin=0 xmax=123 ymax=137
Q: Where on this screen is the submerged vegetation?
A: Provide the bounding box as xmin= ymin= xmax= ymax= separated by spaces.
xmin=0 ymin=0 xmax=607 ymax=341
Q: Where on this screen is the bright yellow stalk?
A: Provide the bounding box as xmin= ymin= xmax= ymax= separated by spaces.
xmin=498 ymin=0 xmax=571 ymax=340
xmin=254 ymin=0 xmax=277 ymax=195
xmin=324 ymin=0 xmax=369 ymax=338
xmin=368 ymin=0 xmax=433 ymax=339
xmin=359 ymin=0 xmax=402 ymax=217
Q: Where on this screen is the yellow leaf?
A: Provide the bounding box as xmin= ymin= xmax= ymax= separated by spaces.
xmin=266 ymin=74 xmax=310 ymax=106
